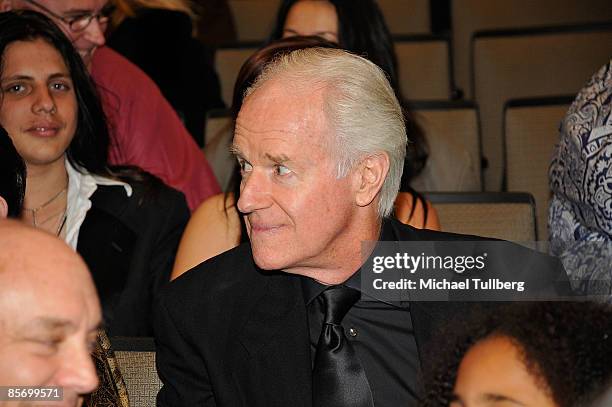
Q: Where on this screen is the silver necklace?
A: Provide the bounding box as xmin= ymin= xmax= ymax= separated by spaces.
xmin=55 ymin=210 xmax=68 ymax=237
xmin=23 ymin=186 xmax=67 ymax=227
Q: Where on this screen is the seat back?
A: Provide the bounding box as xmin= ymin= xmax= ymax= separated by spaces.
xmin=204 ymin=109 xmax=235 ymax=191
xmin=395 ymin=35 xmax=452 ymax=100
xmin=112 ymin=337 xmax=161 ymax=407
xmin=412 ymin=101 xmax=481 ymax=192
xmin=451 ymin=0 xmax=612 ymax=98
xmin=504 ymin=97 xmax=573 ymax=240
xmin=425 ymin=192 xmax=537 ymax=241
xmin=378 ymin=0 xmax=430 ymax=35
xmin=472 ymin=24 xmax=612 ymax=190
xmin=215 ymin=45 xmax=258 ymax=107
xmin=228 ymin=0 xmax=281 ymax=42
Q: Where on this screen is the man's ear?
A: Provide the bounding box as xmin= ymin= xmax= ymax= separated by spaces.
xmin=0 ymin=197 xmax=8 ymax=219
xmin=0 ymin=0 xmax=13 ymax=12
xmin=353 ymin=153 xmax=390 ymax=208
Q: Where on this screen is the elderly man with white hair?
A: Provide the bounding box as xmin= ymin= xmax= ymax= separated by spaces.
xmin=155 ymin=48 xmax=568 ymax=407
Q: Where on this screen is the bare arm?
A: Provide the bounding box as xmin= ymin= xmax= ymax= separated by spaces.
xmin=171 ymin=193 xmax=241 ymax=279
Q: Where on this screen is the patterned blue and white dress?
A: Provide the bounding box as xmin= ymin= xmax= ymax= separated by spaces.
xmin=549 ymin=60 xmax=612 ymax=299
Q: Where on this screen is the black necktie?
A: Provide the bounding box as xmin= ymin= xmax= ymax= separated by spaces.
xmin=312 ymin=286 xmax=374 ymax=407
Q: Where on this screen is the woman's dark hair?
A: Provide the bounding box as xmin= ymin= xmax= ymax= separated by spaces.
xmin=422 ymin=302 xmax=612 ymax=407
xmin=269 ymin=0 xmax=428 ymax=192
xmin=0 ymin=126 xmax=26 ymax=218
xmin=227 ymin=36 xmax=339 ymax=242
xmin=0 ymin=10 xmax=112 ymax=177
xmin=0 ymin=10 xmax=161 ymax=196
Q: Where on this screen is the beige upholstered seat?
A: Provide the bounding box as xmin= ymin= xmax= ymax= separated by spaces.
xmin=504 ymin=97 xmax=572 ymax=241
xmin=472 ymin=25 xmax=612 ymax=190
xmin=228 ymin=0 xmax=281 ymax=42
xmin=425 ymin=192 xmax=537 ymax=242
xmin=215 ymin=45 xmax=258 ymax=107
xmin=411 ymin=101 xmax=481 ymax=192
xmin=378 ymin=0 xmax=430 ymax=35
xmin=113 ymin=338 xmax=161 ymax=407
xmin=204 ymin=109 xmax=235 ymax=191
xmin=394 ymin=36 xmax=451 ymax=100
xmin=451 ymin=0 xmax=612 ymax=99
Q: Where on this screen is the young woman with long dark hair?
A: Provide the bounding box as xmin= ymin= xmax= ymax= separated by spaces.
xmin=0 ymin=10 xmax=189 ymax=336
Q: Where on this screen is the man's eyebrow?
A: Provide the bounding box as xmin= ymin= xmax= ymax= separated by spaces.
xmin=21 ymin=317 xmax=75 ymax=334
xmin=229 ymin=144 xmax=244 ymax=158
xmin=264 ymin=153 xmax=290 ymax=163
xmin=63 ymin=7 xmax=97 ymax=15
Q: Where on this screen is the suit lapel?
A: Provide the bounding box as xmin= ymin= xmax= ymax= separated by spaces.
xmin=77 ymin=186 xmax=135 ymax=324
xmin=231 ymin=273 xmax=312 ymax=407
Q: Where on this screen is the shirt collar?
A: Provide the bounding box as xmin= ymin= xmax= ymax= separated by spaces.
xmin=66 ymin=160 xmax=132 ymax=198
xmin=64 ymin=159 xmax=132 ymax=249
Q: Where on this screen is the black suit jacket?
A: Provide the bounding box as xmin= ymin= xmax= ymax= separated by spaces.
xmin=154 ymin=218 xmax=569 ymax=406
xmin=77 ymin=182 xmax=189 ymax=336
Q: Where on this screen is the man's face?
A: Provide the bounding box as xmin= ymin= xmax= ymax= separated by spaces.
xmin=0 ymin=239 xmax=101 ymax=407
xmin=234 ymin=78 xmax=358 ymax=274
xmin=9 ymin=0 xmax=108 ymax=67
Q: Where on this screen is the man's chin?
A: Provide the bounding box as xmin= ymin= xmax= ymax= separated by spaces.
xmin=251 ymin=246 xmax=292 ymax=271
xmin=252 ymin=254 xmax=286 ymax=271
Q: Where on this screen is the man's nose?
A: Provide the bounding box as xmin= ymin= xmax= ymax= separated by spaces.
xmin=56 ymin=344 xmax=99 ymax=398
xmin=83 ymin=19 xmax=106 ymax=47
xmin=236 ymin=170 xmax=272 ymax=214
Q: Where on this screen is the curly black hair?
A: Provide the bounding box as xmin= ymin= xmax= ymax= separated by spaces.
xmin=421 ymin=302 xmax=612 ymax=407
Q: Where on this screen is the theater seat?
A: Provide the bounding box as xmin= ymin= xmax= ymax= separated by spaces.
xmin=228 ymin=0 xmax=281 ymax=42
xmin=504 ymin=97 xmax=573 ymax=241
xmin=411 ymin=101 xmax=482 ymax=192
xmin=204 ymin=109 xmax=234 ymax=191
xmin=394 ymin=35 xmax=452 ymax=100
xmin=112 ymin=337 xmax=161 ymax=407
xmin=378 ymin=0 xmax=430 ymax=35
xmin=472 ymin=24 xmax=612 ymax=190
xmin=425 ymin=192 xmax=537 ymax=241
xmin=215 ymin=45 xmax=258 ymax=107
xmin=451 ymin=0 xmax=612 ymax=99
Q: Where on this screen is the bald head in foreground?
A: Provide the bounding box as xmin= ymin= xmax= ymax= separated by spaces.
xmin=154 ymin=48 xmax=568 ymax=407
xmin=0 ymin=220 xmax=101 ymax=407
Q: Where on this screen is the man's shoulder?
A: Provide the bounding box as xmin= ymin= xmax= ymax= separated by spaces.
xmin=90 ymin=47 xmax=158 ymax=91
xmin=160 ymin=244 xmax=269 ymax=310
xmin=386 ymin=217 xmax=487 ymax=242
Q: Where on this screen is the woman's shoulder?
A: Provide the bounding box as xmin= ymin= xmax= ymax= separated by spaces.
xmin=394 ymin=191 xmax=441 ymax=231
xmin=191 ymin=192 xmax=240 ymax=231
xmin=171 ymin=193 xmax=241 ymax=278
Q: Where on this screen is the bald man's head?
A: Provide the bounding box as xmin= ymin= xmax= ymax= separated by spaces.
xmin=0 ymin=220 xmax=101 ymax=406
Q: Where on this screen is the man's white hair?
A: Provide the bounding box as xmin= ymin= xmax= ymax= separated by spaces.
xmin=244 ymin=47 xmax=406 ymax=217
